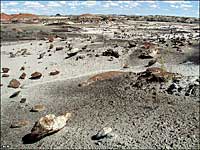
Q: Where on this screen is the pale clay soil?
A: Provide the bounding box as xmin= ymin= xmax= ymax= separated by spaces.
xmin=1 ymin=22 xmax=200 ymax=149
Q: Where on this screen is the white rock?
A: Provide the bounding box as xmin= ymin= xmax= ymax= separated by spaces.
xmin=31 ymin=113 xmax=71 ymax=139
xmin=93 ymin=127 xmax=112 ymax=140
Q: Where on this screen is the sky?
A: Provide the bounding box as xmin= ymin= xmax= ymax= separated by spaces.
xmin=1 ymin=1 xmax=199 ymax=18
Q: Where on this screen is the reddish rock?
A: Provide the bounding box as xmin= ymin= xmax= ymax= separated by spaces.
xmin=19 ymin=72 xmax=26 ymax=79
xmin=56 ymin=47 xmax=64 ymax=51
xmin=48 ymin=36 xmax=54 ymax=42
xmin=49 ymin=70 xmax=60 ymax=76
xmin=8 ymin=79 xmax=20 ymax=88
xmin=2 ymin=68 xmax=9 ymax=73
xmin=30 ymin=72 xmax=42 ymax=79
xmin=2 ymin=74 xmax=9 ymax=77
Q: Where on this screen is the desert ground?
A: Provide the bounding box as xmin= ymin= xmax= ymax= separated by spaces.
xmin=1 ymin=17 xmax=199 ymax=149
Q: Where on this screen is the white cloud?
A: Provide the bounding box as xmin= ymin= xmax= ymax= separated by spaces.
xmin=82 ymin=1 xmax=96 ymax=6
xmin=180 ymin=4 xmax=192 ymax=8
xmin=102 ymin=1 xmax=119 ymax=8
xmin=139 ymin=1 xmax=156 ymax=3
xmin=24 ymin=2 xmax=44 ymax=8
xmin=68 ymin=1 xmax=81 ymax=7
xmin=103 ymin=3 xmax=110 ymax=8
xmin=150 ymin=4 xmax=158 ymax=8
xmin=170 ymin=4 xmax=179 ymax=8
xmin=47 ymin=2 xmax=62 ymax=7
xmin=129 ymin=2 xmax=140 ymax=8
xmin=164 ymin=1 xmax=190 ymax=4
xmin=60 ymin=1 xmax=66 ymax=5
xmin=6 ymin=2 xmax=19 ymax=6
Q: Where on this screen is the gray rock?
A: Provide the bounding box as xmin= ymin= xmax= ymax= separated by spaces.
xmin=92 ymin=127 xmax=112 ymax=140
xmin=9 ymin=91 xmax=21 ymax=98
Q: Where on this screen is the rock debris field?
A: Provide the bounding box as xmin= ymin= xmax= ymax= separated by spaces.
xmin=1 ymin=18 xmax=200 ymax=149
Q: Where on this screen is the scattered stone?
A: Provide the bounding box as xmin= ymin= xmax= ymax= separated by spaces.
xmin=49 ymin=44 xmax=54 ymax=49
xmin=56 ymin=47 xmax=64 ymax=51
xmin=30 ymin=72 xmax=42 ymax=79
xmin=108 ymin=57 xmax=113 ymax=61
xmin=145 ymin=59 xmax=157 ymax=67
xmin=10 ymin=120 xmax=29 ymax=128
xmin=92 ymin=127 xmax=112 ymax=140
xmin=48 ymin=36 xmax=54 ymax=42
xmin=19 ymin=72 xmax=26 ymax=79
xmin=102 ymin=49 xmax=119 ymax=58
xmin=31 ymin=104 xmax=45 ymax=112
xmin=20 ymin=98 xmax=26 ymax=103
xmin=49 ymin=54 xmax=52 ymax=56
xmin=21 ymin=49 xmax=28 ymax=55
xmin=65 ymin=48 xmax=79 ymax=59
xmin=76 ymin=55 xmax=85 ymax=60
xmin=123 ymin=63 xmax=129 ymax=68
xmin=9 ymin=52 xmax=16 ymax=58
xmin=128 ymin=41 xmax=136 ymax=48
xmin=38 ymin=52 xmax=45 ymax=59
xmin=20 ymin=66 xmax=25 ymax=71
xmin=29 ymin=113 xmax=72 ymax=140
xmin=82 ymin=45 xmax=87 ymax=50
xmin=167 ymin=83 xmax=179 ymax=94
xmin=8 ymin=79 xmax=20 ymax=88
xmin=2 ymin=74 xmax=9 ymax=77
xmin=39 ymin=43 xmax=42 ymax=46
xmin=0 ymin=84 xmax=3 ymax=86
xmin=9 ymin=91 xmax=21 ymax=98
xmin=49 ymin=70 xmax=60 ymax=76
xmin=95 ymin=54 xmax=99 ymax=57
xmin=2 ymin=68 xmax=10 ymax=73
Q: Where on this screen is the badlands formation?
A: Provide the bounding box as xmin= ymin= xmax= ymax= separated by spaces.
xmin=1 ymin=15 xmax=199 ymax=149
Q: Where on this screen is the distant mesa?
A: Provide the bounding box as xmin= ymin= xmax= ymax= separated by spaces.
xmin=78 ymin=13 xmax=102 ymax=23
xmin=0 ymin=13 xmax=39 ymax=24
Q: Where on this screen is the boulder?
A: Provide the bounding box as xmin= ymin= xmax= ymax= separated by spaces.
xmin=2 ymin=74 xmax=9 ymax=77
xmin=8 ymin=79 xmax=20 ymax=88
xmin=2 ymin=68 xmax=10 ymax=73
xmin=29 ymin=113 xmax=71 ymax=140
xmin=30 ymin=72 xmax=42 ymax=79
xmin=49 ymin=70 xmax=60 ymax=76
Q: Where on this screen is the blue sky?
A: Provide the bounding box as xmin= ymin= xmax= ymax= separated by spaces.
xmin=1 ymin=1 xmax=199 ymax=17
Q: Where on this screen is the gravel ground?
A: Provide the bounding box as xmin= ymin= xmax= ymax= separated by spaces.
xmin=1 ymin=73 xmax=199 ymax=149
